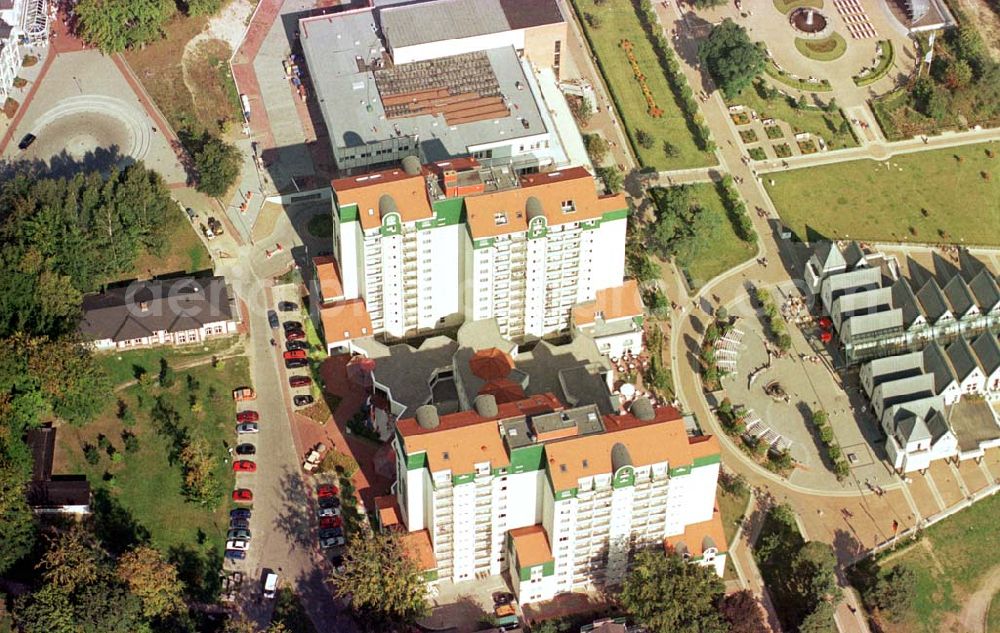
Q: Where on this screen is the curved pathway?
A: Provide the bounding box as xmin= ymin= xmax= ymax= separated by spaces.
xmin=958 ymin=564 xmax=1000 ymax=633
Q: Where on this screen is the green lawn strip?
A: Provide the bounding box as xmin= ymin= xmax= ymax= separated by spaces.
xmin=794 ymin=33 xmax=846 ymax=62
xmin=570 ymin=0 xmax=714 ymax=170
xmin=748 ymin=146 xmax=767 ymax=161
xmin=764 ymin=61 xmax=833 ymax=92
xmin=765 ymin=143 xmax=1000 ymax=245
xmin=96 ymin=338 xmax=240 ymax=387
xmin=854 ymin=40 xmax=894 ymax=87
xmin=988 ymin=592 xmax=1000 ymax=633
xmin=773 ymin=0 xmax=824 ymax=13
xmin=717 ymin=486 xmax=750 ymax=547
xmin=664 ymin=182 xmax=755 ymax=288
xmin=58 ymin=358 xmax=249 ymax=597
xmin=729 ymin=81 xmax=856 ymax=149
xmin=272 ymin=587 xmax=320 ymax=633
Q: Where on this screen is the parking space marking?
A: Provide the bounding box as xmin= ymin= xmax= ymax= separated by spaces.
xmin=948 ymin=461 xmax=970 ymax=499
xmin=899 ymin=481 xmax=923 ymax=522
xmin=979 ymin=459 xmax=996 ymax=486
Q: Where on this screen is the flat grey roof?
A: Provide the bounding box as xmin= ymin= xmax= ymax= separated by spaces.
xmin=363 ymin=335 xmax=460 ymax=417
xmin=380 ymin=0 xmax=509 ymax=49
xmin=300 ymin=10 xmax=547 ymax=159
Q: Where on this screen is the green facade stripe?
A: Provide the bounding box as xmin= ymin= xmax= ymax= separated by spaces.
xmin=406 ymin=452 xmax=427 ymax=470
xmin=669 ymin=465 xmax=691 ymax=477
xmin=693 ymin=454 xmax=722 ymax=468
xmin=510 ymin=445 xmax=544 ymax=474
xmin=516 ymin=561 xmax=555 ymax=581
xmin=452 ymin=473 xmax=475 ymax=485
xmin=518 ymin=566 xmax=531 ymax=582
xmin=554 ymin=488 xmax=577 ymax=500
xmin=542 ymin=561 xmax=555 ymax=577
xmin=602 ymin=208 xmax=628 ymax=222
xmin=432 ymin=197 xmax=465 ymax=225
xmin=612 ymin=466 xmax=635 ymax=489
xmin=473 ymin=238 xmax=495 ymax=249
xmin=339 ymin=203 xmax=359 ymax=223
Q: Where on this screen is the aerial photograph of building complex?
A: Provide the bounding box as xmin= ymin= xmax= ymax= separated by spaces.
xmin=0 ymin=0 xmax=998 ymax=632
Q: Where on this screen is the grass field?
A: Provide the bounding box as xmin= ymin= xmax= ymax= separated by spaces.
xmin=794 ymin=33 xmax=847 ymax=62
xmin=718 ymin=484 xmax=751 ymax=546
xmin=657 ymin=182 xmax=755 ymax=288
xmin=571 ymin=0 xmax=714 ymax=170
xmin=56 ymin=358 xmax=250 ymax=598
xmin=127 ymin=203 xmax=212 ymax=279
xmin=766 ymin=143 xmax=1000 ymax=245
xmin=989 ymin=593 xmax=1000 ymax=633
xmin=864 ymin=492 xmax=1000 ymax=632
xmin=96 ymin=337 xmax=241 ymax=387
xmin=773 ymin=0 xmax=824 ymax=13
xmin=729 ymin=80 xmax=855 ymax=149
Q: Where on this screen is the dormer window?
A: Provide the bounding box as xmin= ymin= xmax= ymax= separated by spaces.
xmin=560 ymin=200 xmax=575 ymax=213
xmin=494 ymin=212 xmax=508 ymax=226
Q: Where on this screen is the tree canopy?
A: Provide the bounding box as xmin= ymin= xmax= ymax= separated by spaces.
xmin=621 ymin=551 xmax=726 ymax=633
xmin=698 ymin=19 xmax=765 ymax=99
xmin=333 ymin=531 xmax=429 ymax=630
xmin=192 ymin=134 xmax=242 ymax=198
xmin=75 ymin=0 xmax=176 ymax=53
xmin=719 ymin=589 xmax=769 ymax=633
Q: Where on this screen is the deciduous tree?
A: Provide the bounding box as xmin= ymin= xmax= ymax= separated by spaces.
xmin=117 ymin=545 xmax=187 ymax=618
xmin=0 ymin=460 xmax=36 ymax=574
xmin=621 ymin=551 xmax=726 ymax=633
xmin=38 ymin=526 xmax=106 ymax=594
xmin=698 ymin=19 xmax=765 ymax=99
xmin=75 ymin=0 xmax=176 ymax=53
xmin=179 ymin=438 xmax=220 ymax=504
xmin=193 ymin=134 xmax=242 ymax=198
xmin=719 ymin=590 xmax=768 ymax=633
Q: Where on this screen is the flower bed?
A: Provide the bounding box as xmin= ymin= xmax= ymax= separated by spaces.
xmin=765 ymin=125 xmax=784 ymax=139
xmin=739 ymin=128 xmax=759 ymax=144
xmin=797 ymin=138 xmax=819 ymax=154
xmin=621 ymin=39 xmax=663 ymax=118
xmin=773 ymin=143 xmax=793 ymax=158
xmin=853 ymin=40 xmax=894 ymax=87
xmin=748 ymin=147 xmax=767 ymax=161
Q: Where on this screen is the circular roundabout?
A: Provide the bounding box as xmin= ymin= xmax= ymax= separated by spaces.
xmin=24 ymin=95 xmax=151 ymax=165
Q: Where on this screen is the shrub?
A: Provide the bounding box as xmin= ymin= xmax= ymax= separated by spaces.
xmin=636 ymin=129 xmax=655 ymax=149
xmin=320 ymin=449 xmax=359 ymax=477
xmin=83 ymin=443 xmax=100 ymax=465
xmin=122 ymin=432 xmax=139 ymax=454
xmin=584 ymin=12 xmax=601 ymax=28
xmin=158 ymin=358 xmax=175 ymax=388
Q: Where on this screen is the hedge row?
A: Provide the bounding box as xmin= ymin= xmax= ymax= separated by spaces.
xmin=718 ymin=175 xmax=757 ymax=243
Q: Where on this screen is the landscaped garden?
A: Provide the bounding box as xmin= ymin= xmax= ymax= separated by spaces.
xmin=748 ymin=147 xmax=767 ymax=161
xmin=765 ymin=125 xmax=785 ymax=139
xmin=849 ymin=493 xmax=1000 ymax=632
xmin=774 ymin=143 xmax=793 ymax=158
xmin=729 ymin=79 xmax=856 ymax=149
xmin=795 ymin=33 xmax=846 ymax=62
xmin=97 ymin=337 xmax=239 ymax=386
xmin=56 ymin=356 xmax=250 ymax=598
xmin=766 ymin=142 xmax=1000 ymax=245
xmin=773 ymin=0 xmax=823 ymax=13
xmin=739 ymin=129 xmax=758 ymax=144
xmin=571 ymin=0 xmax=715 ymax=169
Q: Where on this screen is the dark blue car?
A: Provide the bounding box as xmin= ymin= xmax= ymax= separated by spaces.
xmin=230 ymin=508 xmax=252 ymax=520
xmin=230 ymin=518 xmax=250 ymax=530
xmin=224 ymin=549 xmax=247 ymax=560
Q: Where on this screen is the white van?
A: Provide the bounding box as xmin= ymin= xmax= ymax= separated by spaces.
xmin=263 ymin=571 xmax=279 ymax=599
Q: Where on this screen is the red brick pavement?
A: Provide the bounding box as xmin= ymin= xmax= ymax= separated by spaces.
xmin=231 ymin=0 xmax=283 ymax=151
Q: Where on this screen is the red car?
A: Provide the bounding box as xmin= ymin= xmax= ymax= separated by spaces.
xmin=289 ymin=375 xmax=312 ymax=388
xmin=817 ymin=316 xmax=833 ymax=330
xmin=319 ymin=516 xmax=343 ymax=529
xmin=236 ymin=410 xmax=259 ymax=423
xmin=283 ymin=349 xmax=307 ymax=361
xmin=317 ymin=484 xmax=339 ymax=498
xmin=232 ymin=488 xmax=253 ymax=502
xmin=285 ymin=330 xmax=306 ymax=341
xmin=233 ymin=460 xmax=257 ymax=473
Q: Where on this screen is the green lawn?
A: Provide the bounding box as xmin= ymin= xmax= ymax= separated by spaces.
xmin=127 ymin=202 xmax=212 ymax=280
xmin=718 ymin=485 xmax=750 ymax=547
xmin=773 ymin=0 xmax=824 ymax=13
xmin=570 ymin=0 xmax=714 ymax=170
xmin=96 ymin=337 xmax=240 ymax=387
xmin=729 ymin=80 xmax=855 ymax=149
xmin=766 ymin=143 xmax=1000 ymax=245
xmin=57 ymin=357 xmax=250 ymax=598
xmin=794 ymin=33 xmax=846 ymax=62
xmin=863 ymin=493 xmax=1000 ymax=632
xmin=657 ymin=182 xmax=755 ymax=288
xmin=989 ymin=592 xmax=1000 ymax=633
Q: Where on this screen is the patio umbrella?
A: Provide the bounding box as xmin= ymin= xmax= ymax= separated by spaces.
xmin=468 ymin=347 xmax=514 ymax=382
xmin=478 ymin=378 xmax=525 ymax=404
xmin=346 ymin=355 xmax=376 ymax=389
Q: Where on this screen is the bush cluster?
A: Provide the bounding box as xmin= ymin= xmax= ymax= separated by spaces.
xmin=811 ymin=410 xmax=850 ymax=480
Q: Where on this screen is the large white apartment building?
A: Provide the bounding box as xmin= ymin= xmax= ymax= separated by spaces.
xmin=385 ymin=394 xmax=726 ymax=604
xmin=325 ymin=157 xmax=629 ymax=345
xmin=1 ymin=0 xmax=49 ymax=103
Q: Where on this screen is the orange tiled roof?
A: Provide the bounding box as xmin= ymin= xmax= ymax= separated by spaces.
xmin=509 ymin=525 xmax=553 ymax=568
xmin=398 ymin=394 xmax=563 ymax=474
xmin=401 ymin=529 xmax=437 ymax=572
xmin=375 ymin=495 xmax=401 ymax=528
xmin=313 ymin=255 xmax=344 ymax=303
xmin=544 ymin=406 xmax=702 ymax=491
xmin=664 ymin=507 xmax=728 ymax=556
xmin=320 ymin=299 xmax=373 ymax=344
xmin=332 ymin=168 xmax=433 ymax=231
xmin=465 ymin=167 xmax=627 ymax=240
xmin=573 ymin=280 xmax=645 ymax=326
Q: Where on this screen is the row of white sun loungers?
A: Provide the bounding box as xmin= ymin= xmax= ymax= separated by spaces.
xmin=834 ymin=0 xmax=877 ymax=39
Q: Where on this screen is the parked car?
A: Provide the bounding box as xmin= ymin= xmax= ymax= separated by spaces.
xmin=293 ymin=394 xmax=315 ymax=407
xmin=236 ymin=410 xmax=259 ymax=422
xmin=278 ymin=301 xmax=298 ymax=312
xmin=317 ymin=484 xmax=339 ymax=498
xmin=236 ymin=443 xmax=256 ymax=456
xmin=230 ymin=508 xmax=251 ymax=520
xmin=226 ymin=539 xmax=250 ymax=552
xmin=229 ymin=518 xmax=250 ymax=530
xmin=319 ymin=527 xmax=343 ymax=539
xmin=319 ymin=516 xmax=343 ymax=529
xmin=289 ymin=375 xmax=312 ymax=388
xmin=285 ymin=329 xmax=306 ymax=342
xmin=493 ymin=592 xmax=515 ymax=608
xmin=285 ymin=359 xmax=308 ymax=370
xmin=286 ymin=340 xmax=310 ymax=351
xmin=283 ymin=349 xmax=307 ymax=361
xmin=268 ymin=310 xmax=280 ymax=329
xmin=320 ymin=535 xmax=345 ymax=549
xmin=224 ymin=549 xmax=247 ymax=560
xmin=263 ymin=570 xmax=279 ymax=599
xmin=232 ymin=489 xmax=253 ymax=503
xmin=18 ymin=133 xmax=36 ymax=150
xmin=237 ymin=422 xmax=259 ymax=434
xmin=233 ymin=387 xmax=256 ymax=401
xmin=282 ymin=321 xmax=303 ymax=333
xmin=318 ymin=495 xmax=340 ymax=509
xmin=227 ymin=528 xmax=251 ymax=540
xmin=233 ymin=460 xmax=257 ymax=473
xmin=318 ymin=506 xmax=341 ymax=518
